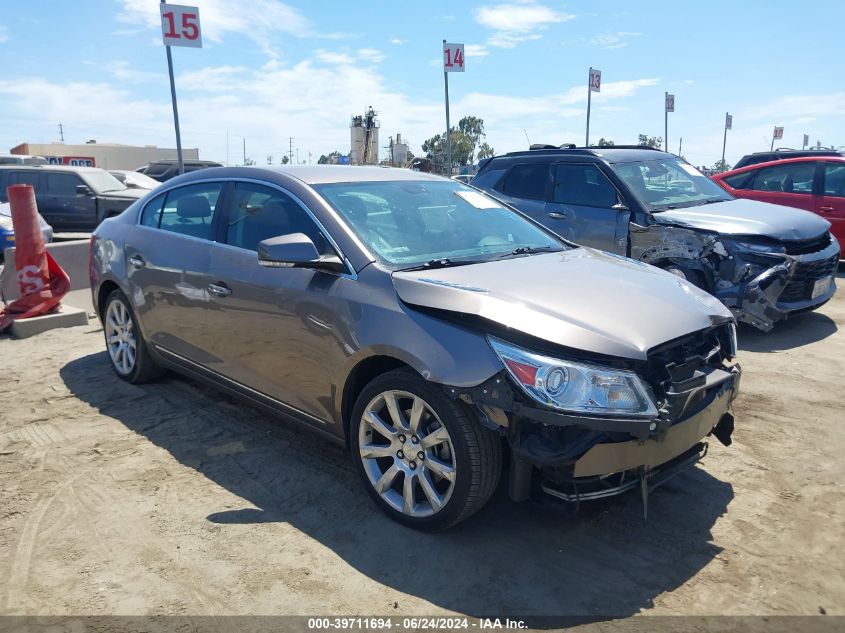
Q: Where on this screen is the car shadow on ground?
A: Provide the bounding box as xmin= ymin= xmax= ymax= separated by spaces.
xmin=738 ymin=310 xmax=838 ymax=352
xmin=61 ymin=352 xmax=733 ymax=621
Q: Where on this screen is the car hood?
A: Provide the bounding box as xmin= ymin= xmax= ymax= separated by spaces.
xmin=654 ymin=198 xmax=830 ymax=240
xmin=392 ymin=249 xmax=732 ymax=361
xmin=98 ymin=188 xmax=146 ymax=200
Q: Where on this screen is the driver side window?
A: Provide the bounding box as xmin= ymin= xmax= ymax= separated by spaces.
xmin=553 ymin=164 xmax=618 ymax=208
xmin=225 ymin=182 xmax=329 ymax=254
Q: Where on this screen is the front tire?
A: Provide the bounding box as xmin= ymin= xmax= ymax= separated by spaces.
xmin=103 ymin=289 xmax=164 ymax=384
xmin=350 ymin=368 xmax=502 ymax=531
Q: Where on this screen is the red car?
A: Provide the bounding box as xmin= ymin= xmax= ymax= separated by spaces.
xmin=712 ymin=156 xmax=845 ymax=257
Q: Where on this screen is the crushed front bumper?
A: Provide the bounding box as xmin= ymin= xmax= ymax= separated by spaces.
xmin=717 ymin=240 xmax=839 ymax=331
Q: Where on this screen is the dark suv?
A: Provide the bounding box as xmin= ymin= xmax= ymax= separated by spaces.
xmin=0 ymin=165 xmax=144 ymax=231
xmin=472 ymin=146 xmax=838 ymax=331
xmin=139 ymin=159 xmax=224 ymax=182
xmin=733 ymin=148 xmax=843 ymax=170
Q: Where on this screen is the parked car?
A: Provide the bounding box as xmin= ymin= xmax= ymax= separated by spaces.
xmin=0 ymin=201 xmax=53 ymax=259
xmin=733 ymin=148 xmax=843 ymax=170
xmin=451 ymin=174 xmax=474 ymax=184
xmin=137 ymin=159 xmax=224 ymax=183
xmin=712 ymin=156 xmax=845 ymax=256
xmin=0 ymin=165 xmax=145 ymax=232
xmin=473 ymin=146 xmax=838 ymax=332
xmin=108 ymin=170 xmax=162 ymax=190
xmin=91 ymin=165 xmax=740 ymax=530
xmin=0 ymin=154 xmax=48 ymax=165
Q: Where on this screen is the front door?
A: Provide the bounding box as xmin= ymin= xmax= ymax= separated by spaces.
xmin=41 ymin=171 xmax=97 ymax=230
xmin=203 ymin=180 xmax=351 ymax=426
xmin=125 ymin=181 xmax=226 ymax=364
xmin=817 ymin=162 xmax=845 ymax=252
xmin=545 ymin=162 xmax=630 ymax=254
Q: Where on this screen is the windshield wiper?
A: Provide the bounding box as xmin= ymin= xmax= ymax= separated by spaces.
xmin=497 ymin=245 xmax=560 ymax=258
xmin=400 ymin=258 xmax=483 ymax=271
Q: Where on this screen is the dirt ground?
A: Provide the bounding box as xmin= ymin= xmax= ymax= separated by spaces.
xmin=1 ymin=271 xmax=844 ymax=620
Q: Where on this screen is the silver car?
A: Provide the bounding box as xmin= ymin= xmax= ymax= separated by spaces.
xmin=90 ymin=166 xmax=741 ymax=530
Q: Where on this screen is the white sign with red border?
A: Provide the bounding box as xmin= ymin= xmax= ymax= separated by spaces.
xmin=443 ymin=43 xmax=465 ymax=72
xmin=773 ymin=126 xmax=784 ymax=139
xmin=160 ymin=4 xmax=202 ymax=48
xmin=589 ymin=68 xmax=601 ymax=92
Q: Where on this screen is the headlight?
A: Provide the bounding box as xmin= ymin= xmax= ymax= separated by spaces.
xmin=0 ymin=215 xmax=13 ymax=231
xmin=488 ymin=337 xmax=658 ymax=418
xmin=726 ymin=239 xmax=785 ymax=254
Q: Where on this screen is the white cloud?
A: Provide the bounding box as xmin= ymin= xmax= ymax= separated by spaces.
xmin=315 ymin=49 xmax=355 ymax=65
xmin=117 ymin=0 xmax=314 ymax=57
xmin=465 ymin=44 xmax=490 ymax=58
xmin=475 ymin=1 xmax=574 ymax=48
xmin=389 ymin=37 xmax=407 ymax=45
xmin=589 ymin=31 xmax=642 ymax=49
xmin=357 ymin=48 xmax=385 ymax=63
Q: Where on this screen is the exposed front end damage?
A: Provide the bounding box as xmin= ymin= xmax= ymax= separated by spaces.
xmin=446 ymin=324 xmax=741 ymax=516
xmin=631 ymin=221 xmax=839 ymax=331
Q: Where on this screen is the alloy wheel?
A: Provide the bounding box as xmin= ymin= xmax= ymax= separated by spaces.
xmin=358 ymin=390 xmax=457 ymax=518
xmin=105 ymin=299 xmax=137 ymax=376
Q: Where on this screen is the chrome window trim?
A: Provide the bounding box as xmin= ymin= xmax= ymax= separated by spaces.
xmin=135 ymin=176 xmax=358 ymax=278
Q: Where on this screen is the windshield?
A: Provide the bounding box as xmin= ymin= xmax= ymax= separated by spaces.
xmin=612 ymin=158 xmax=733 ymax=211
xmin=315 ymin=180 xmax=565 ymax=267
xmin=84 ymin=170 xmax=128 ymax=193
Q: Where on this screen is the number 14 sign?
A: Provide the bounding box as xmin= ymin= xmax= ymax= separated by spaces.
xmin=161 ymin=3 xmax=202 ymax=48
xmin=443 ymin=43 xmax=465 ymax=72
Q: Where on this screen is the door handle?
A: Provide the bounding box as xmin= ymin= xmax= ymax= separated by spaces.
xmin=128 ymin=255 xmax=146 ymax=268
xmin=207 ymin=282 xmax=232 ymax=298
xmin=548 ymin=211 xmax=568 ymax=220
xmin=818 ymin=206 xmax=834 ymax=213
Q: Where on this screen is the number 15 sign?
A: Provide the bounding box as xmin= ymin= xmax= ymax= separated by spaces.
xmin=161 ymin=3 xmax=202 ymax=48
xmin=443 ymin=43 xmax=465 ymax=72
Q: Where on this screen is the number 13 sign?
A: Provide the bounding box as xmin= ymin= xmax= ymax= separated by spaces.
xmin=443 ymin=43 xmax=465 ymax=72
xmin=161 ymin=4 xmax=202 ymax=48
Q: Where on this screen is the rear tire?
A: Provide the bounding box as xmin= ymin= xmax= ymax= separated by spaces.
xmin=102 ymin=289 xmax=164 ymax=384
xmin=350 ymin=368 xmax=502 ymax=531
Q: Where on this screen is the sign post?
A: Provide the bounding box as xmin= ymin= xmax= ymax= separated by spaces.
xmin=664 ymin=93 xmax=674 ymax=152
xmin=722 ymin=112 xmax=732 ymax=164
xmin=160 ymin=1 xmax=202 ymax=176
xmin=442 ymin=41 xmax=464 ymax=176
xmin=803 ymin=133 xmax=809 ymax=150
xmin=771 ymin=126 xmax=784 ymax=150
xmin=586 ymin=68 xmax=601 ymax=146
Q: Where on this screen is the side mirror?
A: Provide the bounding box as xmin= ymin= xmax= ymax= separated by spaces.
xmin=76 ymin=184 xmax=93 ymax=196
xmin=257 ymin=233 xmax=346 ymax=273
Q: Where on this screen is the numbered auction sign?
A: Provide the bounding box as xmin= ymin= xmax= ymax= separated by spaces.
xmin=443 ymin=43 xmax=465 ymax=72
xmin=589 ymin=68 xmax=601 ymax=92
xmin=665 ymin=94 xmax=675 ymax=112
xmin=160 ymin=4 xmax=202 ymax=48
xmin=774 ymin=126 xmax=784 ymax=140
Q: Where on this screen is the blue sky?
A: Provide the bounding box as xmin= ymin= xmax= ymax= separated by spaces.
xmin=0 ymin=0 xmax=843 ymax=167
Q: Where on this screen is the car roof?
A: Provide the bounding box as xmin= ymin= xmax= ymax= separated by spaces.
xmin=255 ymin=165 xmax=448 ymax=184
xmin=717 ymin=155 xmax=845 ymax=176
xmin=0 ymin=164 xmax=103 ymax=173
xmin=490 ymin=146 xmax=674 ymax=164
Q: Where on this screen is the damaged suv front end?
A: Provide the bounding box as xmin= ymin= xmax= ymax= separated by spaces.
xmin=616 ymin=158 xmax=839 ymax=332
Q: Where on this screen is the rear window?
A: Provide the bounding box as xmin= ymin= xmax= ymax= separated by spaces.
xmin=723 ymin=172 xmax=753 ymax=190
xmin=501 ymin=164 xmax=548 ymax=200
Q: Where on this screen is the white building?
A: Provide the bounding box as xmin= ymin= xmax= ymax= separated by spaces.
xmin=10 ymin=141 xmax=200 ymax=170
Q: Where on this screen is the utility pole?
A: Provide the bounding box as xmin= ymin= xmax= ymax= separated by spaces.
xmin=243 ymin=138 xmax=246 ymax=165
xmin=678 ymin=137 xmax=682 ymax=157
xmin=58 ymin=123 xmax=64 ymax=142
xmin=289 ymin=137 xmax=294 ymax=164
xmin=296 ymin=148 xmax=299 ymax=164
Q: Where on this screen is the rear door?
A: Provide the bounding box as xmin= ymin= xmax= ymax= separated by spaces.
xmin=545 ymin=162 xmax=629 ymax=253
xmin=41 ymin=171 xmax=97 ymax=229
xmin=741 ymin=161 xmax=818 ymax=211
xmin=125 ymin=181 xmax=227 ymax=364
xmin=203 ymin=180 xmax=350 ymax=426
xmin=817 ymin=162 xmax=845 ymax=250
xmin=491 ymin=163 xmax=550 ymax=221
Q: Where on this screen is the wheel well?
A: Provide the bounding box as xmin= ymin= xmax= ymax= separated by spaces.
xmin=341 ymin=356 xmax=410 ymax=444
xmin=96 ymin=280 xmax=121 ymax=318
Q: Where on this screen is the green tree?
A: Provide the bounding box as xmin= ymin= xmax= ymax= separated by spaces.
xmin=712 ymin=159 xmax=731 ymax=172
xmin=281 ymin=155 xmax=290 ymax=165
xmin=422 ymin=115 xmax=491 ymax=170
xmin=597 ymin=138 xmax=615 ymax=147
xmin=476 ymin=142 xmax=495 ymax=159
xmin=637 ymin=134 xmax=663 ymax=148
